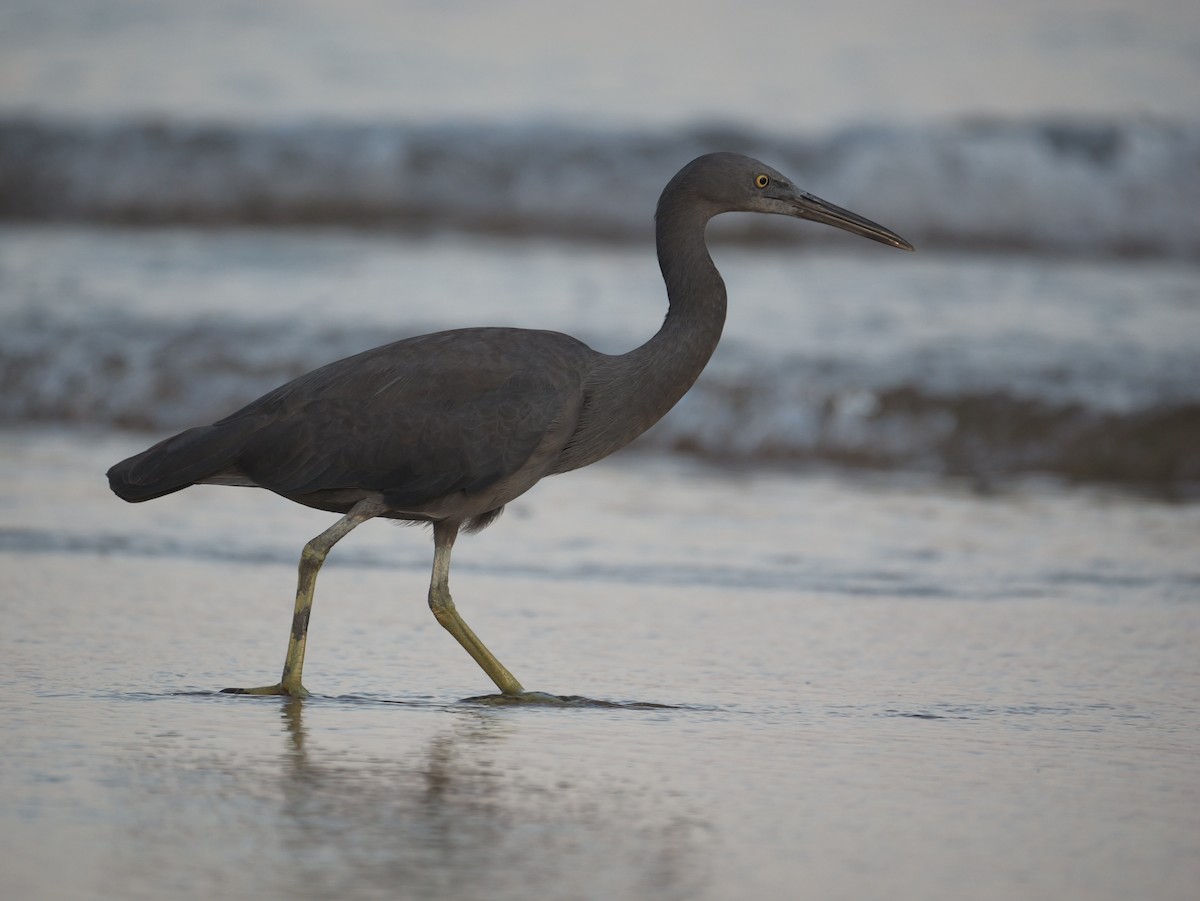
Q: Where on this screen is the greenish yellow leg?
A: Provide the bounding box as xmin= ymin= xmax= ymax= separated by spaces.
xmin=430 ymin=522 xmax=526 ymax=696
xmin=223 ymin=499 xmax=384 ymax=698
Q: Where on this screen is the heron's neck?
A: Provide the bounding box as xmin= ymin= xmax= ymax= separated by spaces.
xmin=641 ymin=208 xmax=728 ymax=405
xmin=559 ymin=206 xmax=725 ymax=471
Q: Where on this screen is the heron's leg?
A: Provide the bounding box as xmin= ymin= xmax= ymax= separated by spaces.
xmin=224 ymin=499 xmax=384 ymax=698
xmin=428 ymin=521 xmax=526 ymax=696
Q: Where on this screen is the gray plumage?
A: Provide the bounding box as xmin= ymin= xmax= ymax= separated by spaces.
xmin=108 ymin=152 xmax=913 ymax=700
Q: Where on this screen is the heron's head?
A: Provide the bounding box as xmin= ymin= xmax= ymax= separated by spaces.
xmin=668 ymin=152 xmax=913 ymax=252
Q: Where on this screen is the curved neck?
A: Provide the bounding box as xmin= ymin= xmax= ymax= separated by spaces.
xmin=557 ymin=197 xmax=726 ymax=471
xmin=639 ymin=199 xmax=728 ymax=407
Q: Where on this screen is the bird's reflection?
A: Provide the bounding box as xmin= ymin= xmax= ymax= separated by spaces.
xmin=259 ymin=699 xmax=711 ymax=899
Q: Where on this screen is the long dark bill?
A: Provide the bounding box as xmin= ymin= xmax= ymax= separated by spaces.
xmin=791 ymin=192 xmax=914 ymax=251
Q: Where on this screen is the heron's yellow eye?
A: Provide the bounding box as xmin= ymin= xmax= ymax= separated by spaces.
xmin=754 ymin=174 xmax=770 ymax=189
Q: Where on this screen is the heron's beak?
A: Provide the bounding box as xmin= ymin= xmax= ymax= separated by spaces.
xmin=789 ymin=191 xmax=914 ymax=251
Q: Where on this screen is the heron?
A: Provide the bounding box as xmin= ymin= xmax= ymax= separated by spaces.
xmin=108 ymin=152 xmax=912 ymax=700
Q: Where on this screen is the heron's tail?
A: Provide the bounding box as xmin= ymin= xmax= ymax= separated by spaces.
xmin=107 ymin=424 xmax=246 ymax=502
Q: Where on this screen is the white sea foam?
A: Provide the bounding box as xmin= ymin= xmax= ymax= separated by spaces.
xmin=2 ymin=116 xmax=1197 ymax=256
xmin=4 ymin=313 xmax=1197 ymax=488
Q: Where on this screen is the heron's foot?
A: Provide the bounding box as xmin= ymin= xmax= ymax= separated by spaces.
xmin=462 ymin=690 xmax=581 ymax=706
xmin=220 ymin=682 xmax=310 ymax=699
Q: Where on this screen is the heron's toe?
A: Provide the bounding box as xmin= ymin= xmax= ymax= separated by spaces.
xmin=220 ymin=682 xmax=310 ymax=698
xmin=461 ymin=690 xmax=586 ymax=706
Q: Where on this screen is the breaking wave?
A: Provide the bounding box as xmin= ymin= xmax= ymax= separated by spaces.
xmin=2 ymin=115 xmax=1198 ymax=256
xmin=4 ymin=316 xmax=1197 ymax=491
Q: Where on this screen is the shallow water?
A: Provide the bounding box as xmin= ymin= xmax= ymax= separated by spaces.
xmin=2 ymin=429 xmax=1198 ymax=900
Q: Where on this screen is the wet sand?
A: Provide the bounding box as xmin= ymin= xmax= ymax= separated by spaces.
xmin=2 ymin=428 xmax=1198 ymax=900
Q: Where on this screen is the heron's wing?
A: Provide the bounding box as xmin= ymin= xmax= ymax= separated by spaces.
xmin=228 ymin=329 xmax=589 ymax=505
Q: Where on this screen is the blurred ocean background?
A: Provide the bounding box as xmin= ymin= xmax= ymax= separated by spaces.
xmin=2 ymin=2 xmax=1198 ymax=900
xmin=1 ymin=0 xmax=1198 ymax=491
